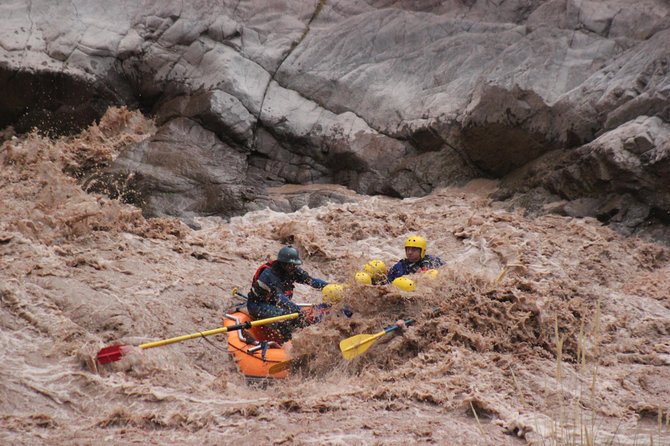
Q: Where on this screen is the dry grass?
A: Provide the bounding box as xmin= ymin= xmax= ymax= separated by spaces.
xmin=537 ymin=303 xmax=668 ymax=446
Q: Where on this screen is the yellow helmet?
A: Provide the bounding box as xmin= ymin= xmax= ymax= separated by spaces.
xmin=404 ymin=235 xmax=427 ymax=258
xmin=355 ymin=271 xmax=372 ymax=285
xmin=363 ymin=259 xmax=387 ymax=278
xmin=322 ymin=284 xmax=345 ymax=304
xmin=392 ymin=276 xmax=416 ymax=292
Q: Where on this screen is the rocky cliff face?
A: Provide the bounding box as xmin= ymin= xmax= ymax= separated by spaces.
xmin=1 ymin=0 xmax=669 ymax=239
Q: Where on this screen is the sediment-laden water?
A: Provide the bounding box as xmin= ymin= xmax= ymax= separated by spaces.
xmin=1 ymin=109 xmax=668 ymax=445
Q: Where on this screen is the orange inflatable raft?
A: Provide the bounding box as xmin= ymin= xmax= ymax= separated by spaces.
xmin=223 ymin=311 xmax=292 ymax=379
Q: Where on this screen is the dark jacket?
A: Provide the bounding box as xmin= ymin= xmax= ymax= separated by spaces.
xmin=248 ymin=261 xmax=327 ymax=304
xmin=387 ymin=255 xmax=445 ymax=282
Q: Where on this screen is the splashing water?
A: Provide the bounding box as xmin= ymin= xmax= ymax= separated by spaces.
xmin=1 ymin=108 xmax=669 ymax=445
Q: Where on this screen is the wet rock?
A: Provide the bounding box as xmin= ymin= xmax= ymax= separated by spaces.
xmin=1 ymin=0 xmax=670 ymax=238
xmin=460 ymin=86 xmax=558 ymax=176
xmin=155 ymin=90 xmax=256 ymax=148
xmin=85 ymin=118 xmax=260 ymax=220
xmin=498 ymin=116 xmax=670 ymax=242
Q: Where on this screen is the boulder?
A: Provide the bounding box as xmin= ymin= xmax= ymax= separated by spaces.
xmin=496 ymin=116 xmax=670 ymax=238
xmin=85 ymin=117 xmax=259 ymax=223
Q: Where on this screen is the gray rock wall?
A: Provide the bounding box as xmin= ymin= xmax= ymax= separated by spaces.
xmin=1 ymin=0 xmax=669 ymax=238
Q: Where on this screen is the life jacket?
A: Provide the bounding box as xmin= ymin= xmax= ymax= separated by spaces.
xmin=388 ymin=256 xmax=443 ymax=282
xmin=251 ymin=261 xmax=294 ymax=299
xmin=251 ymin=261 xmax=273 ymax=285
xmin=408 ymin=256 xmax=443 ymax=274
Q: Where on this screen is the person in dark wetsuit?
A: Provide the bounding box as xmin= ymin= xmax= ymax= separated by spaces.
xmin=247 ymin=246 xmax=328 ymax=342
xmin=387 ymin=235 xmax=445 ymax=282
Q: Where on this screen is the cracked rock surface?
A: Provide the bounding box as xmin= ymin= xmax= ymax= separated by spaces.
xmin=1 ymin=0 xmax=669 ymax=240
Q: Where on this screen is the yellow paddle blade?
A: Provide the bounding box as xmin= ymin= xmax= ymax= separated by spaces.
xmin=268 ymin=360 xmax=292 ymax=374
xmin=339 ymin=320 xmax=413 ymax=361
xmin=339 ymin=331 xmax=386 ymax=360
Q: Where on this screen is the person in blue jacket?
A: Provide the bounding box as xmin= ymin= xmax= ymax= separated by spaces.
xmin=247 ymin=245 xmax=328 ymax=342
xmin=387 ymin=235 xmax=445 ymax=282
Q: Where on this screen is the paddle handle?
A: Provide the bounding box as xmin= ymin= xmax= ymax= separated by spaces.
xmin=385 ymin=319 xmax=414 ymax=334
xmin=232 ymin=287 xmax=249 ymax=300
xmin=138 ymin=312 xmax=299 ymax=350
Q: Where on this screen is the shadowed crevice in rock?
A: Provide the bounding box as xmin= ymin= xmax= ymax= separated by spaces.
xmin=0 ymin=66 xmax=127 ymax=134
xmin=459 ymin=86 xmax=565 ymax=177
xmin=461 ymin=123 xmax=549 ymax=177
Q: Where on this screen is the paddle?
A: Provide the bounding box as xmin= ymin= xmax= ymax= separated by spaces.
xmin=339 ymin=319 xmax=414 ymax=360
xmin=96 ymin=312 xmax=300 ymax=364
xmin=268 ymin=359 xmax=293 ymax=374
xmin=231 ymin=287 xmax=248 ymax=301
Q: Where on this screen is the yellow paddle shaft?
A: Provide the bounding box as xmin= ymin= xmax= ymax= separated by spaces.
xmin=138 ymin=312 xmax=300 ymax=350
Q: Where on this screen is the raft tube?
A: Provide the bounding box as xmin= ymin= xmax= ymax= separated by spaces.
xmin=223 ymin=311 xmax=291 ymax=379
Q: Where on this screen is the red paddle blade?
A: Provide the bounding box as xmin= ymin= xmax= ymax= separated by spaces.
xmin=96 ymin=345 xmax=128 ymax=364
